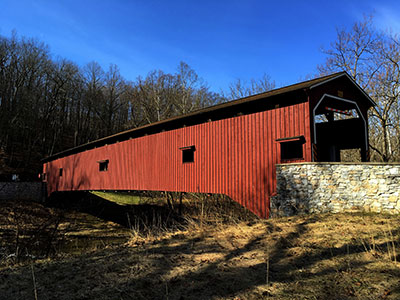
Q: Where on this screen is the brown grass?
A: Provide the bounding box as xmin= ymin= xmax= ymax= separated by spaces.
xmin=0 ymin=196 xmax=399 ymax=300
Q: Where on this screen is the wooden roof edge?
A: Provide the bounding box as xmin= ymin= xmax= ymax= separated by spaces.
xmin=309 ymin=72 xmax=377 ymax=107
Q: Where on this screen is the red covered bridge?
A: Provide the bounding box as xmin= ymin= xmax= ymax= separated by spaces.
xmin=42 ymin=72 xmax=375 ymax=218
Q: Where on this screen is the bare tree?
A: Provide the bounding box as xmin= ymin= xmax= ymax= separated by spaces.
xmin=368 ymin=35 xmax=400 ymax=161
xmin=319 ymin=15 xmax=400 ymax=162
xmin=225 ymin=74 xmax=275 ymax=100
xmin=174 ymin=62 xmax=215 ymax=114
xmin=131 ymin=63 xmax=220 ymax=125
xmin=0 ymin=32 xmax=222 ymax=178
xmin=101 ymin=64 xmax=128 ymax=136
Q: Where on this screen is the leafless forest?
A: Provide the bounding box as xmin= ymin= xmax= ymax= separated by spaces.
xmin=1 ymin=16 xmax=400 ymax=179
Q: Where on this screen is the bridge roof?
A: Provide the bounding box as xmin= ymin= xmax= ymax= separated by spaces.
xmin=43 ymin=71 xmax=374 ymax=162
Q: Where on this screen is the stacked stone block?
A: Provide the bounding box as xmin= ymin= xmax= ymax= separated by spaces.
xmin=271 ymin=163 xmax=400 ymax=216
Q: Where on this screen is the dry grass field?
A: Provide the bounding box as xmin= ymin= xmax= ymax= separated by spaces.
xmin=0 ymin=193 xmax=399 ymax=300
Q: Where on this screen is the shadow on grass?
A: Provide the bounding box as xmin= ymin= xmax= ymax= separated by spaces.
xmin=2 ymin=211 xmax=400 ymax=300
xmin=2 ymin=193 xmax=397 ymax=299
xmin=46 ymin=191 xmax=183 ymax=231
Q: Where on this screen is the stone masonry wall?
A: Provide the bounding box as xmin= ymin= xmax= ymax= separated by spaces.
xmin=271 ymin=163 xmax=400 ymax=216
xmin=0 ymin=182 xmax=43 ymax=201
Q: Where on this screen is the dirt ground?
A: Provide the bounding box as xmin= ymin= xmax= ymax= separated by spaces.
xmin=0 ymin=198 xmax=400 ymax=300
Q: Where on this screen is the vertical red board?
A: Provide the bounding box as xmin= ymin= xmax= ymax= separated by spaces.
xmin=45 ymin=100 xmax=313 ymax=218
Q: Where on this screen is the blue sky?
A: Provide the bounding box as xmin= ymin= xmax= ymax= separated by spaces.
xmin=1 ymin=0 xmax=400 ymax=93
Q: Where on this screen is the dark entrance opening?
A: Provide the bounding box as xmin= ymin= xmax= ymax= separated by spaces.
xmin=313 ymin=95 xmax=368 ymax=162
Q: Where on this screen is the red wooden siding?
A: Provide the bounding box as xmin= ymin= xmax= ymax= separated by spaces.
xmin=44 ymin=101 xmax=311 ymax=218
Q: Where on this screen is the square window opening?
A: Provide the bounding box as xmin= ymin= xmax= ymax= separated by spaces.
xmin=280 ymin=140 xmax=304 ymax=161
xmin=181 ymin=146 xmax=195 ymax=163
xmin=98 ymin=160 xmax=109 ymax=172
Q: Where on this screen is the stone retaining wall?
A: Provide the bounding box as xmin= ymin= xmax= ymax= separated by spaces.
xmin=0 ymin=182 xmax=43 ymax=201
xmin=271 ymin=163 xmax=400 ymax=216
